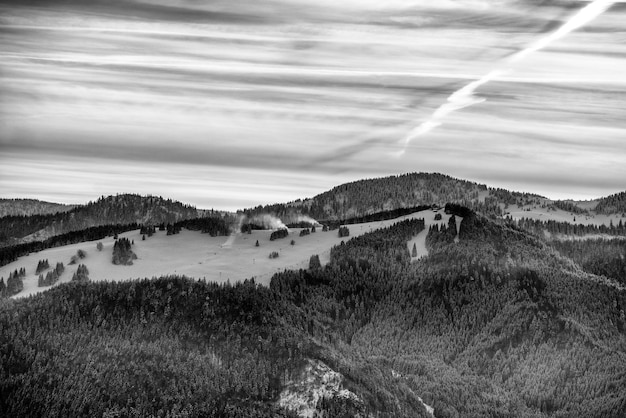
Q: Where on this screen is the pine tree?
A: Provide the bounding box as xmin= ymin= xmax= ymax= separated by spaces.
xmin=412 ymin=243 xmax=417 ymax=257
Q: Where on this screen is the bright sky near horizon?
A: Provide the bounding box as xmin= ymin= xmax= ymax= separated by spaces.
xmin=1 ymin=0 xmax=625 ymax=210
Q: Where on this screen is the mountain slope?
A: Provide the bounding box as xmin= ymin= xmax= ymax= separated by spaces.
xmin=0 ymin=194 xmax=200 ymax=247
xmin=2 ymin=205 xmax=625 ymax=417
xmin=0 ymin=199 xmax=75 ymax=217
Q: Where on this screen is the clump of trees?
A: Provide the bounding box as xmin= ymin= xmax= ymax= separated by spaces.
xmin=36 ymin=259 xmax=50 ymax=274
xmin=140 ymin=225 xmax=156 ymax=237
xmin=39 ymin=262 xmax=65 ymax=287
xmin=309 ymin=254 xmax=321 ymax=270
xmin=71 ymin=264 xmax=89 ymax=282
xmin=338 ymin=226 xmax=350 ymax=238
xmin=166 ymin=223 xmax=182 ymax=235
xmin=434 ymin=213 xmax=442 ymax=221
xmin=269 ymin=251 xmax=279 ymax=259
xmin=299 ymin=228 xmax=311 ymax=237
xmin=1 ymin=267 xmax=25 ymax=297
xmin=69 ymin=249 xmax=87 ymax=265
xmin=112 ymin=237 xmax=137 ymax=265
xmin=270 ymin=229 xmax=289 ymax=241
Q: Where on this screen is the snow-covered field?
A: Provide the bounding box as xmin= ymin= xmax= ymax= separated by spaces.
xmin=4 ymin=210 xmax=437 ymax=299
xmin=504 ymin=204 xmax=623 ymax=226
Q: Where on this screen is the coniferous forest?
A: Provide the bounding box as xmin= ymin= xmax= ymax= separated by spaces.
xmin=1 ymin=205 xmax=625 ymax=417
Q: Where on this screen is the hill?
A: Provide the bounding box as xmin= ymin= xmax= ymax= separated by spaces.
xmin=595 ymin=191 xmax=626 ymax=215
xmin=0 ymin=194 xmax=201 ymax=247
xmin=243 ymin=172 xmax=626 ymax=223
xmin=1 ymin=205 xmax=625 ymax=417
xmin=0 ymin=198 xmax=75 ymax=217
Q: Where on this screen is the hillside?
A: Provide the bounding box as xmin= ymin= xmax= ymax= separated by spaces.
xmin=243 ymin=172 xmax=626 ymax=223
xmin=1 ymin=209 xmax=452 ymax=300
xmin=595 ymin=191 xmax=626 ymax=215
xmin=0 ymin=194 xmax=201 ymax=247
xmin=1 ymin=206 xmax=625 ymax=417
xmin=0 ymin=199 xmax=75 ymax=217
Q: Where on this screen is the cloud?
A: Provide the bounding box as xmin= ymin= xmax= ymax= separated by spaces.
xmin=1 ymin=0 xmax=625 ymax=208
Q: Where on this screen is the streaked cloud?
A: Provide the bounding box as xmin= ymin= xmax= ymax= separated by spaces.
xmin=1 ymin=0 xmax=625 ymax=208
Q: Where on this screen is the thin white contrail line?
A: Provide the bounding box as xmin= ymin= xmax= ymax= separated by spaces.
xmin=399 ymin=0 xmax=617 ymax=153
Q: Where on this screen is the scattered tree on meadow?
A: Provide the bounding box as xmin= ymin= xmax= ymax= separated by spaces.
xmin=290 ymin=240 xmax=295 ymax=246
xmin=411 ymin=243 xmax=417 ymax=257
xmin=96 ymin=242 xmax=103 ymax=251
xmin=112 ymin=237 xmax=137 ymax=265
xmin=434 ymin=213 xmax=442 ymax=221
xmin=77 ymin=249 xmax=87 ymax=259
xmin=36 ymin=259 xmax=50 ymax=274
xmin=270 ymin=229 xmax=289 ymax=241
xmin=255 ymin=240 xmax=260 ymax=247
xmin=269 ymin=251 xmax=279 ymax=259
xmin=71 ymin=264 xmax=89 ymax=282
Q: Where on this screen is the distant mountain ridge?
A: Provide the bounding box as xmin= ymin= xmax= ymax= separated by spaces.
xmin=0 ymin=199 xmax=75 ymax=217
xmin=245 ymin=172 xmax=622 ymax=221
xmin=0 ymin=194 xmax=200 ymax=247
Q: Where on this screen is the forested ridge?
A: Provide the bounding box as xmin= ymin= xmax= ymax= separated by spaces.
xmin=1 ymin=206 xmax=625 ymax=417
xmin=243 ymin=172 xmax=561 ymax=222
xmin=0 ymin=199 xmax=75 ymax=218
xmin=595 ymin=191 xmax=626 ymax=215
xmin=0 ymin=194 xmax=200 ymax=247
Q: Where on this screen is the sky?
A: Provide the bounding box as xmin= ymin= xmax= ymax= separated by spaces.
xmin=1 ymin=0 xmax=625 ymax=210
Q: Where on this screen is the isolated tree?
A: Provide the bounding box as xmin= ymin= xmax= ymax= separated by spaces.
xmin=311 ymin=226 xmax=316 ymax=233
xmin=322 ymin=225 xmax=328 ymax=232
xmin=97 ymin=242 xmax=104 ymax=251
xmin=142 ymin=234 xmax=146 ymax=241
xmin=434 ymin=213 xmax=442 ymax=221
xmin=77 ymin=249 xmax=87 ymax=259
xmin=255 ymin=240 xmax=260 ymax=247
xmin=412 ymin=243 xmax=417 ymax=257
xmin=290 ymin=240 xmax=295 ymax=245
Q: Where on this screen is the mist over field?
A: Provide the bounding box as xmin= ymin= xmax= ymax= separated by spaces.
xmin=1 ymin=0 xmax=625 ymax=208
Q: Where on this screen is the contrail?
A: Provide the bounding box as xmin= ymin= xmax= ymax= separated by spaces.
xmin=400 ymin=0 xmax=616 ymax=153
